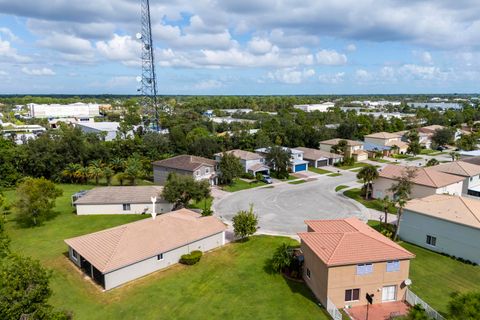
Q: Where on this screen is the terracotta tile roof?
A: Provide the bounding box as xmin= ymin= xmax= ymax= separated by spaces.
xmin=365 ymin=132 xmax=402 ymax=139
xmin=463 ymin=156 xmax=480 ymax=166
xmin=64 ymin=209 xmax=226 ymax=273
xmin=419 ymin=125 xmax=445 ymax=134
xmin=295 ymin=147 xmax=342 ymax=160
xmin=299 ymin=217 xmax=414 ymax=266
xmin=152 ymin=155 xmax=216 ymax=171
xmin=379 ymin=164 xmax=464 ymax=188
xmin=74 ymin=186 xmax=167 ymax=205
xmin=385 ymin=140 xmax=408 ymax=148
xmin=319 ymin=138 xmax=363 ymax=147
xmin=430 ymin=161 xmax=480 ymax=177
xmin=405 ymin=195 xmax=480 ymax=229
xmin=215 ymin=149 xmax=263 ymax=161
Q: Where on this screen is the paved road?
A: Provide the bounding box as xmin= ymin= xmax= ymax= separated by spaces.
xmin=213 ymin=171 xmax=368 ymax=235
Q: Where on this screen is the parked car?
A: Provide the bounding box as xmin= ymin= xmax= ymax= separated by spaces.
xmin=436 ymin=146 xmax=447 ymax=151
xmin=262 ymin=175 xmax=273 ymax=184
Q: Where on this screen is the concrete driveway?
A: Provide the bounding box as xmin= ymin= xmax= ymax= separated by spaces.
xmin=213 ymin=171 xmax=368 ymax=235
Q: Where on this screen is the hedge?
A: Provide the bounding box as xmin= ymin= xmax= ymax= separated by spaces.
xmin=180 ymin=250 xmax=203 ymax=265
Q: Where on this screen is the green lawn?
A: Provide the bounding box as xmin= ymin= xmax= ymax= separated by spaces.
xmin=405 ymin=156 xmax=423 ymax=161
xmin=402 ymin=243 xmax=480 ymax=315
xmin=343 ymin=188 xmax=397 ymax=214
xmin=420 ymin=149 xmax=436 ymax=155
xmin=3 ymin=184 xmax=330 ymax=320
xmin=222 ymin=178 xmax=267 ymax=192
xmin=369 ymin=158 xmax=392 ymax=163
xmin=189 ymin=197 xmax=213 ymax=212
xmin=308 ymin=167 xmax=331 ymax=174
xmin=335 ymin=162 xmax=369 ymax=170
xmin=335 ymin=185 xmax=349 ymax=192
xmin=327 ymin=173 xmax=342 ymax=177
xmin=288 ymin=179 xmax=306 ymax=185
xmin=392 ymin=154 xmax=411 ymax=159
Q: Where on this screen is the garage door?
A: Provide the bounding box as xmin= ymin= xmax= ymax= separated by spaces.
xmin=295 ymin=164 xmax=307 ymax=172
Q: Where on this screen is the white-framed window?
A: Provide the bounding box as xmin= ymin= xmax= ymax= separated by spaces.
xmin=72 ymin=249 xmax=79 ymax=261
xmin=426 ymin=235 xmax=437 ymax=246
xmin=205 ymin=168 xmax=210 ymax=174
xmin=157 ymin=253 xmax=163 ymax=260
xmin=122 ymin=203 xmax=131 ymax=211
xmin=195 ymin=170 xmax=200 ymax=176
xmin=356 ymin=263 xmax=373 ymax=275
xmin=345 ymin=288 xmax=360 ymax=302
xmin=386 ymin=260 xmax=400 ymax=272
xmin=306 ymin=268 xmax=311 ymax=278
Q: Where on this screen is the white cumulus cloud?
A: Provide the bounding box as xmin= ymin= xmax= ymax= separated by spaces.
xmin=267 ymin=68 xmax=315 ymax=84
xmin=315 ymin=49 xmax=347 ymax=65
xmin=21 ymin=67 xmax=55 ymax=76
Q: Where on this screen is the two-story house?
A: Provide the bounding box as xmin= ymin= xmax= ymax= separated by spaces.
xmin=299 ymin=217 xmax=415 ymax=309
xmin=152 ymin=155 xmax=217 ymax=185
xmin=214 ymin=149 xmax=270 ymax=176
xmin=364 ymin=132 xmax=408 ymax=155
xmin=429 ymin=160 xmax=480 ymax=197
xmin=255 ymin=146 xmax=309 ymax=173
xmin=319 ymin=138 xmax=367 ymax=161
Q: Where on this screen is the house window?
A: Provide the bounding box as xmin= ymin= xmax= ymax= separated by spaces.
xmin=426 ymin=235 xmax=437 ymax=246
xmin=386 ymin=260 xmax=400 ymax=272
xmin=122 ymin=203 xmax=131 ymax=211
xmin=157 ymin=253 xmax=163 ymax=260
xmin=306 ymin=268 xmax=311 ymax=278
xmin=345 ymin=289 xmax=360 ymax=302
xmin=195 ymin=170 xmax=200 ymax=176
xmin=205 ymin=168 xmax=210 ymax=174
xmin=356 ymin=263 xmax=373 ymax=275
xmin=72 ymin=249 xmax=79 ymax=261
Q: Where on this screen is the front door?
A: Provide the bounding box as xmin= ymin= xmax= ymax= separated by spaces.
xmin=382 ymin=285 xmax=396 ymax=302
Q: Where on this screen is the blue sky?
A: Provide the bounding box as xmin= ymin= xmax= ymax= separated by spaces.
xmin=0 ymin=0 xmax=479 ymax=95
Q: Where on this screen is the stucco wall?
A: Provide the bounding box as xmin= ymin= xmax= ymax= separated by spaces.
xmin=327 ymin=260 xmax=410 ymax=308
xmin=103 ymin=231 xmax=225 ymax=290
xmin=301 ymin=241 xmax=329 ymax=306
xmin=372 ymin=177 xmax=462 ymax=200
xmin=75 ymin=202 xmax=173 ymax=215
xmin=68 ymin=247 xmax=81 ymax=268
xmin=400 ymin=210 xmax=480 ymax=264
xmin=467 ymin=174 xmax=480 ymax=192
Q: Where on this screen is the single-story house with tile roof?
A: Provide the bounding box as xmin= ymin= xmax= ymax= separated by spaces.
xmin=429 ymin=161 xmax=480 ymax=197
xmin=65 ymin=209 xmax=226 ymax=290
xmin=255 ymin=146 xmax=309 ymax=173
xmin=294 ymin=147 xmax=343 ymax=166
xmin=400 ymin=195 xmax=480 ymax=264
xmin=73 ymin=186 xmax=173 ymax=215
xmin=152 ymin=155 xmax=217 ymax=185
xmin=299 ymin=217 xmax=414 ymax=309
xmin=214 ymin=149 xmax=270 ymax=175
xmin=319 ymin=138 xmax=366 ymax=161
xmin=372 ymin=164 xmax=464 ymax=200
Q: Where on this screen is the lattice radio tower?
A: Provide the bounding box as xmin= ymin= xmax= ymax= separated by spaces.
xmin=137 ymin=0 xmax=159 ymax=131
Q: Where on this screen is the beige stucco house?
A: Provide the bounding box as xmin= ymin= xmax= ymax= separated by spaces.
xmin=372 ymin=165 xmax=464 ymax=200
xmin=429 ymin=161 xmax=480 ymax=197
xmin=364 ymin=132 xmax=409 ymax=154
xmin=152 ymin=155 xmax=217 ymax=185
xmin=65 ymin=209 xmax=226 ymax=290
xmin=299 ymin=217 xmax=414 ymax=309
xmin=319 ymin=138 xmax=367 ymax=161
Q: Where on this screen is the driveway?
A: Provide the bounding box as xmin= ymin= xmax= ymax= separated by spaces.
xmin=213 ymin=171 xmax=368 ymax=235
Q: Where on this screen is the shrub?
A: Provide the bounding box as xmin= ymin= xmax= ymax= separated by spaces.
xmin=255 ymin=173 xmax=264 ymax=182
xmin=241 ymin=172 xmax=255 ymax=179
xmin=179 ymin=250 xmax=203 ymax=265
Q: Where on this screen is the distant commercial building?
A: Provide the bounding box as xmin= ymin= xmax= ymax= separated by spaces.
xmin=294 ymin=102 xmax=335 ymax=112
xmin=408 ymin=102 xmax=462 ymax=110
xmin=0 ymin=122 xmax=47 ymax=144
xmin=75 ymin=122 xmax=127 ymax=141
xmin=27 ymin=102 xmax=100 ymax=120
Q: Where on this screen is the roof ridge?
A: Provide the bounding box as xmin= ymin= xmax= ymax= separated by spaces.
xmin=459 ymin=197 xmax=480 ymax=224
xmin=358 ymin=226 xmax=413 ymax=256
xmin=423 ymin=167 xmax=441 ymax=187
xmin=103 ymin=225 xmax=129 ymax=271
xmin=327 ymin=233 xmax=347 ymax=264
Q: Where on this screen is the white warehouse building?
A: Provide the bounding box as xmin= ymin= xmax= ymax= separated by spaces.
xmin=293 ymin=102 xmax=335 ymax=112
xmin=27 ymin=102 xmax=100 ymax=119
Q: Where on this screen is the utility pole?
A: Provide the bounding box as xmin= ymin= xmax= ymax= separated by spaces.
xmin=137 ymin=0 xmax=159 ymax=131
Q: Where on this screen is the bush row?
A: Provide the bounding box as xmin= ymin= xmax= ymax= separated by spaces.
xmin=179 ymin=250 xmax=203 ymax=265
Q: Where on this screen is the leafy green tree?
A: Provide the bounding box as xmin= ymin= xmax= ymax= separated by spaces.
xmin=0 ymin=216 xmax=10 ymax=259
xmin=265 ymin=146 xmax=291 ymax=179
xmin=356 ymin=165 xmax=379 ymax=199
xmin=331 ymin=139 xmax=348 ymax=156
xmin=103 ymin=166 xmax=114 ymax=186
xmin=456 ymin=134 xmax=478 ymax=151
xmin=109 ymin=157 xmax=125 ymax=173
xmin=232 ymin=204 xmax=258 ymax=240
xmin=388 ymin=167 xmax=417 ymax=240
xmin=449 ymin=151 xmax=460 ymax=161
xmin=448 ymin=291 xmax=480 ymax=320
xmin=61 ymin=163 xmax=81 ymax=183
xmin=218 ymin=153 xmax=244 ymax=185
xmin=405 ymin=304 xmax=430 ymax=320
xmin=406 ymin=130 xmax=422 ymax=156
xmin=270 ymin=243 xmax=294 ymax=273
xmin=74 ymin=166 xmax=89 ymax=184
xmin=432 ymin=128 xmax=455 ymax=146
xmin=14 ymin=178 xmax=63 ymax=227
xmin=425 ymin=158 xmax=439 ymax=167
xmin=88 ymin=160 xmax=104 ymax=185
xmin=162 ymin=173 xmax=211 ymax=210
xmin=0 ymin=254 xmax=71 ymax=320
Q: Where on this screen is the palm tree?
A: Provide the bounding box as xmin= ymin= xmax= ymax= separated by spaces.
xmin=356 ymin=165 xmax=379 ymax=200
xmin=110 ymin=157 xmax=125 ymax=173
xmin=61 ymin=163 xmax=81 ymax=183
xmin=103 ymin=166 xmax=114 ymax=186
xmin=88 ymin=160 xmax=104 ymax=185
xmin=381 ymin=196 xmax=393 ymax=225
xmin=449 ymin=151 xmax=460 ymax=162
xmin=75 ymin=166 xmax=90 ymax=184
xmin=124 ymin=157 xmax=143 ymax=185
xmin=388 ymin=167 xmax=417 ymax=241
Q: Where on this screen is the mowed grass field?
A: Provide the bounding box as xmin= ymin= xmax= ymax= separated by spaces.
xmin=3 ymin=184 xmax=329 ymax=320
